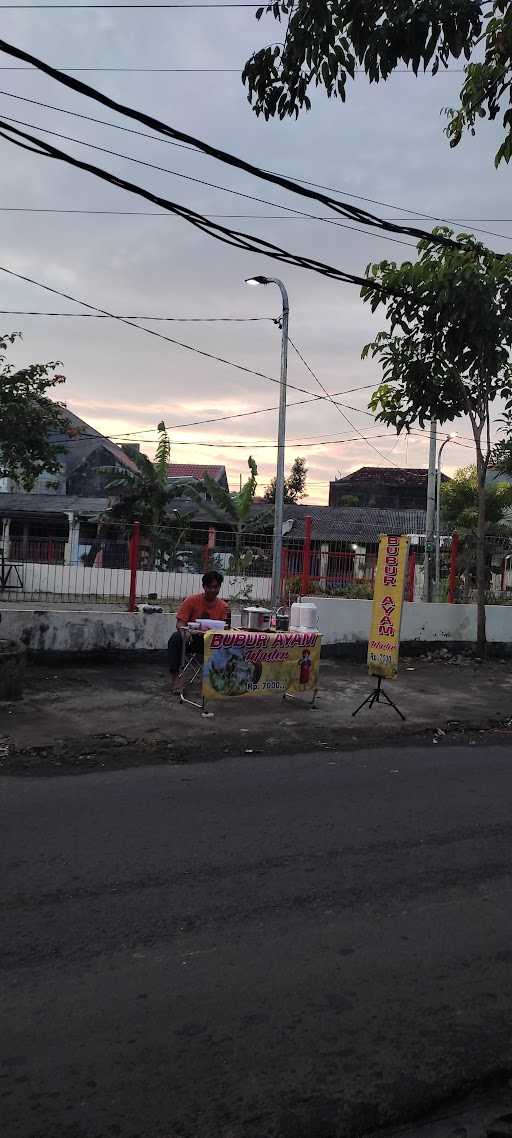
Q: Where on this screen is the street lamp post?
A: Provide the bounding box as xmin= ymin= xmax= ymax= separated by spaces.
xmin=246 ymin=274 xmax=289 ymax=611
xmin=435 ymin=433 xmax=456 ymax=598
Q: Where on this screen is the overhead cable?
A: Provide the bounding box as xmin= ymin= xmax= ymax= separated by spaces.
xmin=287 ymin=334 xmax=401 ymax=469
xmin=0 ymin=309 xmax=275 ymax=321
xmin=0 ymin=37 xmax=479 ymax=256
xmin=0 ymin=112 xmax=420 ymax=250
xmin=0 ymin=262 xmax=385 ymax=416
xmin=0 ymin=88 xmax=509 ymax=246
xmin=0 ymin=121 xmax=409 ymax=289
xmin=0 ymin=3 xmax=262 ymax=8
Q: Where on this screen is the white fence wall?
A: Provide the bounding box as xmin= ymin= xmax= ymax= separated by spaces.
xmin=1 ymin=598 xmax=512 ymax=653
xmin=306 ymin=596 xmax=506 ymax=644
xmin=1 ymin=561 xmax=272 ymax=605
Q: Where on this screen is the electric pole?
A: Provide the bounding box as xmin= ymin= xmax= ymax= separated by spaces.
xmin=423 ymin=419 xmax=437 ymax=602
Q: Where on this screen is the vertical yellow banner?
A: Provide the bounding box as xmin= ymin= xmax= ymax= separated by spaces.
xmin=368 ymin=534 xmax=410 ymax=680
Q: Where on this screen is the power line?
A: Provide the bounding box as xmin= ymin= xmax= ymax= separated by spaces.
xmin=0 ymin=309 xmax=275 ymax=321
xmin=287 ymin=334 xmax=401 ymax=469
xmin=66 ymin=382 xmax=380 ymax=441
xmin=0 ymin=260 xmax=487 ymax=451
xmin=0 ymin=111 xmax=421 ymax=250
xmin=0 ymin=66 xmax=470 ymax=72
xmin=0 ymin=3 xmax=262 ymax=8
xmin=0 ymin=119 xmax=419 ymax=290
xmin=1 ymin=88 xmax=508 ymax=246
xmin=0 ymin=263 xmax=492 ymax=452
xmin=1 ymin=207 xmax=512 ymax=222
xmin=101 ymin=431 xmax=425 ymax=450
xmin=0 ymin=262 xmax=386 ymax=418
xmin=0 ymin=38 xmax=478 ymax=258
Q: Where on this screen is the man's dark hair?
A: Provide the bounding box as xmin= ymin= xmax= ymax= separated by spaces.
xmin=202 ymin=569 xmax=223 ymax=588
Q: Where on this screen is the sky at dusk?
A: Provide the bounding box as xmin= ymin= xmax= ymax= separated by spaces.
xmin=0 ymin=5 xmax=509 ymax=502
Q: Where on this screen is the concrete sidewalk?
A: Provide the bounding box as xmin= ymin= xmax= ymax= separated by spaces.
xmin=1 ymin=650 xmax=511 ymax=774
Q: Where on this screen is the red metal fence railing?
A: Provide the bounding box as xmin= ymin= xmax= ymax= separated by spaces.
xmin=3 ymin=512 xmax=511 ymax=609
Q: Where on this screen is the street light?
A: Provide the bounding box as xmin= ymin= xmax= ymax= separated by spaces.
xmin=245 ymin=274 xmax=289 ymax=610
xmin=435 ymin=432 xmax=457 ymax=597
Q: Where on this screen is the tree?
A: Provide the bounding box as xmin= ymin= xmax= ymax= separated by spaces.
xmin=0 ymin=331 xmax=69 ymax=490
xmin=490 ymin=410 xmax=512 ymax=474
xmin=263 ymin=456 xmax=308 ymax=503
xmin=444 ymin=3 xmax=512 ymax=167
xmin=190 ymin=456 xmax=273 ymax=555
xmin=441 ymin=466 xmax=512 ymax=599
xmin=360 ymin=228 xmax=512 ymax=652
xmin=105 ymin=422 xmax=191 ymax=565
xmin=242 ymin=1 xmax=512 ymax=167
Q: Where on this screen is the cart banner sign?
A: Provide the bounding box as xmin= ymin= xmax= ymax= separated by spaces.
xmin=368 ymin=534 xmax=410 ymax=680
xmin=202 ymin=628 xmax=321 ymax=699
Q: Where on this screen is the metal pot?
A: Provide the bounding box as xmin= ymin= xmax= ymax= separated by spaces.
xmin=240 ymin=606 xmax=271 ymax=631
xmin=275 ymin=606 xmax=290 ymax=631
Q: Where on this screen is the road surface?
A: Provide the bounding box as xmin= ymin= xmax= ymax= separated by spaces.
xmin=2 ymin=743 xmax=512 ymax=1138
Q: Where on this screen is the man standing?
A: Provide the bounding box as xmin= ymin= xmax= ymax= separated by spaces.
xmin=168 ymin=570 xmax=230 ymax=690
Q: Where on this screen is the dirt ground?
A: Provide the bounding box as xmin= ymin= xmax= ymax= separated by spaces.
xmin=1 ymin=651 xmax=511 ymax=774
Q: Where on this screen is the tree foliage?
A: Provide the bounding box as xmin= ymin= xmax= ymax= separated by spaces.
xmin=441 ymin=465 xmax=512 ymax=600
xmin=242 ymin=1 xmax=512 ymax=166
xmin=444 ymin=3 xmax=512 ymax=167
xmin=263 ymin=456 xmax=308 ymax=503
xmin=0 ymin=331 xmax=69 ymax=491
xmin=442 ymin=465 xmax=512 ymax=533
xmin=490 ymin=409 xmax=512 ymax=474
xmin=106 ymin=422 xmax=192 ymax=560
xmin=360 ymin=228 xmax=512 ymax=649
xmin=189 ymin=456 xmax=274 ymax=551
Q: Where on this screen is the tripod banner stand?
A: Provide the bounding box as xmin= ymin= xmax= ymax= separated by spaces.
xmin=353 ymin=533 xmax=410 ymax=720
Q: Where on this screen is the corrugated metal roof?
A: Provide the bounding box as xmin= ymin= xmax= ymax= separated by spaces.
xmin=0 ymin=494 xmax=426 ymax=541
xmin=0 ymin=494 xmax=109 ymax=516
xmin=167 ymin=498 xmax=427 ymax=541
xmin=278 ymin=504 xmax=427 ymax=540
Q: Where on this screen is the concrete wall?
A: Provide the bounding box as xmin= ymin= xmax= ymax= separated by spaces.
xmin=0 ymin=608 xmax=176 ymax=654
xmin=305 ymin=596 xmax=509 ymax=645
xmin=0 ymin=598 xmax=511 ymax=654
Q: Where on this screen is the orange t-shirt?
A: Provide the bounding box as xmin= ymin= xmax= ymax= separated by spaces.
xmin=176 ymin=593 xmax=229 ymax=625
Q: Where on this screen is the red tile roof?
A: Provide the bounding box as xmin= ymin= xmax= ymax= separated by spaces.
xmin=167 ymin=463 xmax=224 ymax=480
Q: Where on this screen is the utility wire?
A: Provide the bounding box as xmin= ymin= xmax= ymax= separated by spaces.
xmin=97 ymin=431 xmax=425 ymax=450
xmin=287 ymin=334 xmax=401 ymax=469
xmin=1 ymin=88 xmax=509 ymax=245
xmin=0 ymin=262 xmax=386 ymax=417
xmin=1 ymin=207 xmax=512 ymax=225
xmin=63 ymin=383 xmax=380 ymax=441
xmin=0 ymin=309 xmax=275 ymax=321
xmin=0 ymin=261 xmax=487 ymax=450
xmin=0 ymin=119 xmax=417 ymax=289
xmin=0 ymin=112 xmax=420 ymax=250
xmin=0 ymin=37 xmax=479 ymax=257
xmin=0 ymin=263 xmax=492 ymax=451
xmin=0 ymin=3 xmax=263 ymax=8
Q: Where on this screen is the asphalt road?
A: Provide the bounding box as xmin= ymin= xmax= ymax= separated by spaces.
xmin=3 ymin=743 xmax=512 ymax=1138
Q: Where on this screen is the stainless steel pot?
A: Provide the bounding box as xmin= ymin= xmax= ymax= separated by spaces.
xmin=240 ymin=606 xmax=271 ymax=630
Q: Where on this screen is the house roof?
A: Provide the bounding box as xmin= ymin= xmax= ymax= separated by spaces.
xmin=167 ymin=463 xmax=226 ymax=481
xmin=277 ymin=504 xmax=427 ymax=541
xmin=0 ymin=492 xmax=427 ymax=542
xmin=50 ymin=408 xmax=140 ymax=478
xmin=333 ymin=466 xmax=448 ymax=486
xmin=0 ymin=494 xmax=109 ymax=517
xmin=166 ymin=497 xmax=426 ymax=542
